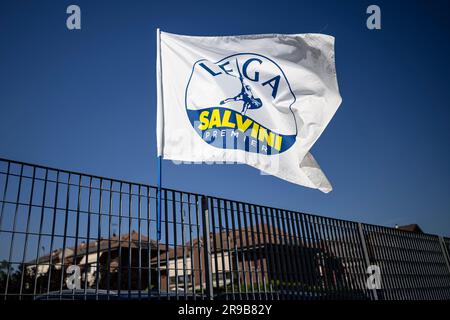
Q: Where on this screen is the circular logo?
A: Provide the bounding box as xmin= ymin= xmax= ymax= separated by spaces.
xmin=185 ymin=53 xmax=297 ymax=155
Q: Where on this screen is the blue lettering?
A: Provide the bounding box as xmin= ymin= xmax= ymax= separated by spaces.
xmin=199 ymin=62 xmax=222 ymax=76
xmin=262 ymin=75 xmax=280 ymax=99
xmin=219 ymin=61 xmax=233 ymax=75
xmin=242 ymin=58 xmax=262 ymax=82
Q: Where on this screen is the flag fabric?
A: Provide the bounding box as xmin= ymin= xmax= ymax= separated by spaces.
xmin=156 ymin=30 xmax=342 ymax=192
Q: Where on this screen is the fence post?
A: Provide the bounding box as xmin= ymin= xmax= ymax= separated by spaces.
xmin=438 ymin=237 xmax=450 ymax=277
xmin=357 ymin=223 xmax=379 ymax=300
xmin=201 ymin=195 xmax=214 ymax=300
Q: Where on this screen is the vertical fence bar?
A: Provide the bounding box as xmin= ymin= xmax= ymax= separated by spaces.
xmin=318 ymin=217 xmax=333 ymax=299
xmin=266 ymin=208 xmax=287 ymax=299
xmin=194 ymin=194 xmax=204 ymax=299
xmin=303 ymin=214 xmax=323 ymax=299
xmin=340 ymin=221 xmax=362 ymax=299
xmin=187 ymin=194 xmax=195 ymax=299
xmin=71 ymin=174 xmax=81 ymax=298
xmin=216 ymin=199 xmax=228 ymax=299
xmin=357 ymin=223 xmax=378 ymax=300
xmin=107 ymin=180 xmax=113 ymax=300
xmin=58 ymin=173 xmax=71 ymax=300
xmin=223 ymin=200 xmax=235 ymax=300
xmin=345 ymin=221 xmax=364 ymax=298
xmin=382 ymin=226 xmax=398 ymax=300
xmin=414 ymin=233 xmax=427 ymax=299
xmin=318 ymin=218 xmax=337 ymax=299
xmin=311 ymin=215 xmax=327 ymax=299
xmin=263 ymin=207 xmax=279 ymax=300
xmin=279 ymin=210 xmax=297 ymax=298
xmin=18 ymin=167 xmax=36 ymax=299
xmin=342 ymin=222 xmax=358 ymax=298
xmin=201 ymin=196 xmax=213 ymax=300
xmin=401 ymin=229 xmax=416 ymax=299
xmin=271 ymin=208 xmax=288 ymax=299
xmin=127 ymin=184 xmax=132 ymax=299
xmin=83 ymin=177 xmax=93 ymax=299
xmin=242 ymin=203 xmax=255 ymax=299
xmin=408 ymin=231 xmax=424 ymax=299
xmin=415 ymin=233 xmax=427 ymax=300
xmin=4 ymin=164 xmax=24 ymax=299
xmin=209 ymin=198 xmax=219 ymax=291
xmin=325 ymin=220 xmax=342 ymax=299
xmin=366 ymin=226 xmax=381 ymax=298
xmin=293 ymin=211 xmax=308 ymax=297
xmin=45 ymin=171 xmax=59 ymax=299
xmin=230 ymin=201 xmax=242 ymax=300
xmin=0 ymin=162 xmax=11 ymax=230
xmin=289 ymin=211 xmax=308 ymax=300
xmin=433 ymin=235 xmax=447 ymax=299
xmin=137 ymin=185 xmax=142 ymax=300
xmin=423 ymin=235 xmax=437 ymax=300
xmin=33 ymin=168 xmax=48 ymax=297
xmin=95 ymin=179 xmax=103 ymax=300
xmin=442 ymin=238 xmax=450 ymax=299
xmin=181 ymin=194 xmax=187 ymax=299
xmin=236 ymin=202 xmax=249 ymax=298
xmin=393 ymin=228 xmax=411 ymax=299
xmin=248 ymin=205 xmax=261 ymax=299
xmin=328 ymin=218 xmax=343 ymax=299
xmin=172 ymin=191 xmax=178 ymax=299
xmin=438 ymin=236 xmax=450 ymax=279
xmin=117 ymin=182 xmax=123 ymax=297
xmin=421 ymin=234 xmax=437 ymax=300
xmin=431 ymin=236 xmax=445 ymax=299
xmin=253 ymin=206 xmax=267 ymax=300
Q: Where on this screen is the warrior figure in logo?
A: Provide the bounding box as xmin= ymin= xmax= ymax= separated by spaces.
xmin=220 ymin=60 xmax=263 ymax=115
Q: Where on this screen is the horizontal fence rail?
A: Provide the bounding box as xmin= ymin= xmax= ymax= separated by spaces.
xmin=0 ymin=157 xmax=449 ymax=300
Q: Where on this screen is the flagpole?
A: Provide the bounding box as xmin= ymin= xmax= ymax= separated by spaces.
xmin=157 ymin=155 xmax=162 ymax=240
xmin=156 ymin=27 xmax=162 ymax=241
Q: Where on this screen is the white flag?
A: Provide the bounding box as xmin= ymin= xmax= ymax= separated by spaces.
xmin=156 ymin=30 xmax=342 ymax=192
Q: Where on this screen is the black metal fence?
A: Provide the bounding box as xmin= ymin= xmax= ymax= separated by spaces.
xmin=0 ymin=157 xmax=449 ymax=300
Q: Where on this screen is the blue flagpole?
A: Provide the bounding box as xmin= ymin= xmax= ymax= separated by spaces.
xmin=156 ymin=28 xmax=162 ymax=241
xmin=157 ymin=155 xmax=162 ymax=240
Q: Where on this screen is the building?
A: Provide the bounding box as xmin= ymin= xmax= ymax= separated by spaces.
xmin=24 ymin=225 xmax=347 ymax=295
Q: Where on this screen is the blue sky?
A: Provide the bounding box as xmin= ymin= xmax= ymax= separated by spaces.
xmin=0 ymin=0 xmax=449 ymax=236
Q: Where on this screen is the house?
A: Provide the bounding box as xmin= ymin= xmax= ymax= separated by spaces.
xmin=397 ymin=224 xmax=424 ymax=234
xmin=26 ymin=224 xmax=347 ymax=295
xmin=26 ymin=231 xmax=167 ymax=292
xmin=157 ymin=224 xmax=347 ymax=293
